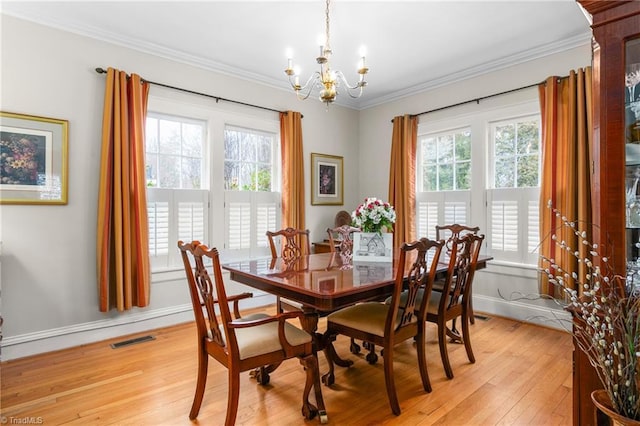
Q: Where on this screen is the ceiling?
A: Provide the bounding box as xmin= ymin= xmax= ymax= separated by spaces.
xmin=1 ymin=0 xmax=592 ymax=109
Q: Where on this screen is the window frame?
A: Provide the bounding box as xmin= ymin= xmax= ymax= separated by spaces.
xmin=145 ymin=93 xmax=281 ymax=272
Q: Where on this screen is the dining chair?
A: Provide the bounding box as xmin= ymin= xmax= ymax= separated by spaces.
xmin=322 ymin=238 xmax=444 ymax=415
xmin=266 ymin=227 xmax=311 ymax=260
xmin=326 ymin=224 xmax=360 ymax=257
xmin=426 ymin=233 xmax=484 ymax=379
xmin=266 ymin=227 xmax=311 ymax=312
xmin=326 ymin=225 xmax=365 ymax=355
xmin=435 ymin=224 xmax=480 ymax=324
xmin=178 ymin=240 xmax=327 ymax=425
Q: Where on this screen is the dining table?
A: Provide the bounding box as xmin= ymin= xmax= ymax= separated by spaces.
xmin=222 ymin=250 xmax=492 ymax=383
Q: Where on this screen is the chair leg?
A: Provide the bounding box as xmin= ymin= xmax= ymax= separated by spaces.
xmin=349 ymin=338 xmax=361 ymax=354
xmin=415 ymin=329 xmax=432 ymax=393
xmin=300 ymin=354 xmax=329 ymax=423
xmin=189 ymin=348 xmax=209 ymax=419
xmin=438 ymin=320 xmax=454 ymax=379
xmin=468 ymin=296 xmax=475 ymax=325
xmin=462 ymin=312 xmax=476 ymax=364
xmin=382 ymin=344 xmax=401 ymax=415
xmin=225 ymin=368 xmax=241 ymax=426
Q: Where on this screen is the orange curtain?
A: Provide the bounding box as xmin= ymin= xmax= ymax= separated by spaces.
xmin=388 ymin=114 xmax=417 ymax=247
xmin=538 ymin=67 xmax=592 ymax=296
xmin=279 ymin=111 xmax=306 ymax=235
xmin=97 ymin=68 xmax=151 ymax=312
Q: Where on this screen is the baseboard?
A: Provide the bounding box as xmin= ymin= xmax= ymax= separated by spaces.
xmin=1 ymin=293 xmax=274 ymax=361
xmin=473 ymin=294 xmax=571 ymax=331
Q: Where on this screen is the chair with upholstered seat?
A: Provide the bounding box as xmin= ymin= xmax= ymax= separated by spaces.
xmin=322 ymin=238 xmax=444 ymax=415
xmin=178 ymin=240 xmax=327 ymax=425
xmin=435 ymin=224 xmax=480 ymax=324
xmin=427 ymin=233 xmax=484 ymax=379
xmin=266 ymin=227 xmax=311 ymax=312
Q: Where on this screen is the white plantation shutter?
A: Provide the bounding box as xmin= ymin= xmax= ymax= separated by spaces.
xmin=491 ymin=200 xmax=518 ymax=252
xmin=148 ymin=199 xmax=170 ymax=257
xmin=147 ymin=188 xmax=208 ymax=269
xmin=227 ymin=201 xmax=251 ymax=250
xmin=444 ymin=201 xmax=467 ymax=226
xmin=527 ymin=199 xmax=540 ymax=260
xmin=487 ymin=188 xmax=538 ymax=263
xmin=225 ymin=191 xmax=279 ymax=259
xmin=416 ymin=191 xmax=471 ymax=238
xmin=417 ymin=201 xmax=439 ymax=239
xmin=256 ymin=202 xmax=277 ymax=248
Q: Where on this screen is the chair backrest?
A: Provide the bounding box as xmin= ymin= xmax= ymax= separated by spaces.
xmin=440 ymin=233 xmax=485 ymax=313
xmin=388 ymin=238 xmax=444 ymax=332
xmin=326 ymin=225 xmax=360 ymax=256
xmin=266 ymin=228 xmax=311 ymax=260
xmin=334 ymin=210 xmax=352 ymax=227
xmin=435 ymin=224 xmax=480 ymax=254
xmin=178 ymin=240 xmax=231 ymax=356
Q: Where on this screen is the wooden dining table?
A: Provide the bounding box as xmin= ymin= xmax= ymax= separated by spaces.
xmin=222 ymin=250 xmax=492 ymax=342
xmin=223 ymin=250 xmax=492 ymax=384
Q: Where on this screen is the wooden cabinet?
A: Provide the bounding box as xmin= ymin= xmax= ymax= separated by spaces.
xmin=574 ymin=2 xmax=640 ymax=425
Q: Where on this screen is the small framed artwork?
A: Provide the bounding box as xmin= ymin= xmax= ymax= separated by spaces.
xmin=352 ymin=232 xmax=394 ymax=262
xmin=0 ymin=111 xmax=68 ymax=204
xmin=311 ymin=152 xmax=343 ymax=205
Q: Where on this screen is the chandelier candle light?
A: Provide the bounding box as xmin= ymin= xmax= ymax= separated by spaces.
xmin=284 ymin=0 xmax=369 ymax=105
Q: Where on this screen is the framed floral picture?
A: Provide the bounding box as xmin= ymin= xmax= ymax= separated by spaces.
xmin=0 ymin=111 xmax=68 ymax=204
xmin=311 ymin=152 xmax=343 ymax=205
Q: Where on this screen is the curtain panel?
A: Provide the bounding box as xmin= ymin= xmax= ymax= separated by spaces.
xmin=97 ymin=68 xmax=151 ymax=312
xmin=389 ymin=114 xmax=417 ymax=247
xmin=279 ymin=111 xmax=306 ymax=246
xmin=538 ymin=67 xmax=593 ymax=297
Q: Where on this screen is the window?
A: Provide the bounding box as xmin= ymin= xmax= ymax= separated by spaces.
xmin=491 ymin=119 xmax=540 ymax=189
xmin=224 ymin=126 xmax=275 ymax=191
xmin=415 ymin=102 xmax=541 ymax=266
xmin=144 ymin=98 xmax=281 ymax=271
xmin=488 ymin=116 xmax=540 ymax=264
xmin=145 ymin=113 xmax=208 ymax=269
xmin=223 ymin=125 xmax=279 ymax=258
xmin=421 ymin=129 xmax=471 ymax=191
xmin=417 ymin=128 xmax=472 ymax=239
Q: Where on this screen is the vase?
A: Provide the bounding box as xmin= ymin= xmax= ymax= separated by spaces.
xmin=591 ymin=390 xmax=640 ymax=426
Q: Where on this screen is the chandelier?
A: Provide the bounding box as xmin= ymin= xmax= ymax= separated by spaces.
xmin=284 ymin=0 xmax=369 ymax=105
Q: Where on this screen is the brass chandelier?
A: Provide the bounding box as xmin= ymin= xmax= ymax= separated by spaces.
xmin=284 ymin=0 xmax=369 ymax=105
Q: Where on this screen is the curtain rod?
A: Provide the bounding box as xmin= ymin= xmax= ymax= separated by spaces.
xmin=95 ymin=67 xmax=287 ymax=115
xmin=404 ymin=75 xmax=570 ymax=121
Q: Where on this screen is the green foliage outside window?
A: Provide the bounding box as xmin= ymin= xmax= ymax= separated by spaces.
xmin=421 ymin=129 xmax=471 ymax=191
xmin=493 ymin=120 xmax=539 ymax=188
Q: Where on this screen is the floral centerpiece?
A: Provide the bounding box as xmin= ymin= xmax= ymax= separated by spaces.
xmin=351 ymin=197 xmax=396 ymax=233
xmin=539 ymin=203 xmax=640 ymax=421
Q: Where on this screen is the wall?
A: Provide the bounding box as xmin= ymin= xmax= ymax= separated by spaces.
xmin=0 ymin=15 xmax=359 ymax=360
xmin=358 ymin=43 xmax=592 ymax=327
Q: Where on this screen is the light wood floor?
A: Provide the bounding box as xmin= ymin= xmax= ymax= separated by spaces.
xmin=1 ymin=307 xmax=573 ymax=425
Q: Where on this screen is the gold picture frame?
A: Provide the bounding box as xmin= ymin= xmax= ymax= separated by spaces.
xmin=0 ymin=111 xmax=68 ymax=204
xmin=311 ymin=152 xmax=343 ymax=205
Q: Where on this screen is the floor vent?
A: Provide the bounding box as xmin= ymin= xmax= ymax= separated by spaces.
xmin=111 ymin=335 xmax=155 ymax=349
xmin=474 ymin=314 xmax=490 ymax=321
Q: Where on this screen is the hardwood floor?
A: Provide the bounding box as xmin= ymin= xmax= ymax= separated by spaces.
xmin=1 ymin=307 xmax=573 ymax=425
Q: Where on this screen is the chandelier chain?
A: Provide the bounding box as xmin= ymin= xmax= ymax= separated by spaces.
xmin=325 ymin=0 xmax=331 ymax=51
